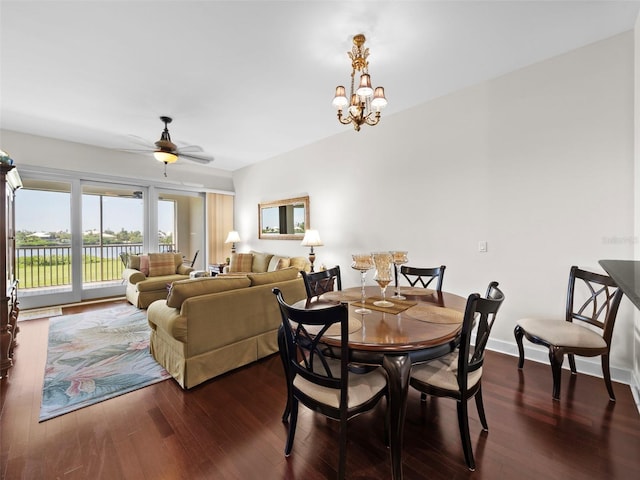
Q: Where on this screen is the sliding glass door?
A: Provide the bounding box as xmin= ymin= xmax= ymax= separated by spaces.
xmin=15 ymin=172 xmax=206 ymax=309
xmin=15 ymin=179 xmax=74 ymax=307
xmin=81 ymin=184 xmax=146 ymax=295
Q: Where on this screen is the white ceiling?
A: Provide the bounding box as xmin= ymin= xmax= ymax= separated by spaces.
xmin=1 ymin=1 xmax=639 ymax=172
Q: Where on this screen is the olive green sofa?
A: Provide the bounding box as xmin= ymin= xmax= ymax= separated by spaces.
xmin=122 ymin=252 xmax=194 ymax=308
xmin=146 ymin=266 xmax=306 ymax=389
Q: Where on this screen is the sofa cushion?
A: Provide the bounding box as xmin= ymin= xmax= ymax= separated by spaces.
xmin=289 ymin=256 xmax=310 ymax=272
xmin=268 ymin=255 xmax=290 ymax=271
xmin=128 ymin=254 xmax=141 ymax=270
xmin=167 ymin=276 xmax=252 ymax=308
xmin=136 ymin=274 xmax=185 ymax=292
xmin=140 ymin=255 xmax=150 ymax=276
xmin=247 ymin=266 xmax=299 ymax=286
xmin=229 ymin=253 xmax=254 ymax=273
xmin=250 ymin=250 xmax=274 ymax=273
xmin=149 ymin=253 xmax=177 ymax=277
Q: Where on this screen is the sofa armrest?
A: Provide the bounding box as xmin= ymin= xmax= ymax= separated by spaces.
xmin=177 ymin=264 xmax=195 ymax=275
xmin=123 ymin=268 xmax=146 ymax=284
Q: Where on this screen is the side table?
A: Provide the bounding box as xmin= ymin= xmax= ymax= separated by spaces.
xmin=208 ymin=263 xmax=227 ymax=276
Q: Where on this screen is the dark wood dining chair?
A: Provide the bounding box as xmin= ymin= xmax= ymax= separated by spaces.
xmin=514 ymin=266 xmax=623 ymax=401
xmin=400 ymin=265 xmax=446 ymax=292
xmin=272 ymin=288 xmax=388 ymax=480
xmin=409 ymin=281 xmax=505 ymax=471
xmin=183 ymin=250 xmax=199 ymax=268
xmin=301 ymin=265 xmax=342 ymax=300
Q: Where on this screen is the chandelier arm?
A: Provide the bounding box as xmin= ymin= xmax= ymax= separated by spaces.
xmin=364 ymin=112 xmax=382 ymax=126
xmin=337 ymin=112 xmax=354 ymax=125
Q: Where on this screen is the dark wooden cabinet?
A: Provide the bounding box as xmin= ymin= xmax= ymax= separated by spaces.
xmin=1 ymin=163 xmax=20 ymax=378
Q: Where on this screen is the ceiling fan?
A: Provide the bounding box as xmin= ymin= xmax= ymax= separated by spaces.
xmin=124 ymin=116 xmax=214 ymax=176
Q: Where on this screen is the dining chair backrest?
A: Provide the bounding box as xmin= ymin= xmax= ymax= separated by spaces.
xmin=460 ymin=282 xmax=505 ymax=390
xmin=565 ymin=266 xmax=622 ymax=344
xmin=183 ymin=250 xmax=199 ymax=267
xmin=301 ymin=265 xmax=342 ymax=300
xmin=400 ymin=265 xmax=446 ymax=292
xmin=274 ymin=287 xmax=348 ymax=393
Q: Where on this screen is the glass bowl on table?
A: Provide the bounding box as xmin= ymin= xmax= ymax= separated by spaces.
xmin=390 ymin=251 xmax=408 ymax=300
xmin=351 ymin=253 xmax=374 ymax=314
xmin=372 ymin=252 xmax=394 ymax=308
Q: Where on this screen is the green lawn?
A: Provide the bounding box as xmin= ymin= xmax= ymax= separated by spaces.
xmin=16 ymin=257 xmax=125 ymax=288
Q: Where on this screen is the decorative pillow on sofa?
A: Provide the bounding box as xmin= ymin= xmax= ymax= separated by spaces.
xmin=267 ymin=255 xmax=291 ymax=271
xmin=148 ymin=253 xmax=177 ymax=277
xmin=139 ymin=255 xmax=150 ymax=276
xmin=250 ymin=250 xmax=274 ymax=273
xmin=229 ymin=253 xmax=254 ymax=273
xmin=247 ymin=266 xmax=299 ymax=286
xmin=289 ymin=256 xmax=311 ymax=272
xmin=128 ymin=254 xmax=141 ymax=271
xmin=167 ymin=276 xmax=251 ymax=308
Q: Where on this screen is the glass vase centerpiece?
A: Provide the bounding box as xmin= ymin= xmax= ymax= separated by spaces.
xmin=391 ymin=251 xmax=408 ymax=300
xmin=351 ymin=253 xmax=374 ymax=314
xmin=372 ymin=252 xmax=394 ymax=308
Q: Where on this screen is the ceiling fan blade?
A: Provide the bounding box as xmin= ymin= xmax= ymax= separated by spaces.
xmin=119 ymin=148 xmax=153 ymax=155
xmin=176 ymin=144 xmax=204 ymax=153
xmin=126 ymin=134 xmax=154 ymax=148
xmin=178 ymin=152 xmax=214 ymax=164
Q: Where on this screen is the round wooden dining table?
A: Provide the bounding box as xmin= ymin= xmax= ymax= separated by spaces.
xmin=290 ymin=285 xmax=467 ymax=480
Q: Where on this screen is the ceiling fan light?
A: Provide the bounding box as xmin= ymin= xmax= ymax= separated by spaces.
xmin=154 ymin=150 xmax=178 ymax=164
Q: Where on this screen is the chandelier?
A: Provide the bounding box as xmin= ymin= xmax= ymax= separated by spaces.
xmin=332 ymin=34 xmax=387 ymax=131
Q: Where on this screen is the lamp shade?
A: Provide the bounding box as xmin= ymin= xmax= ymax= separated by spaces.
xmin=332 ymin=86 xmax=349 ymax=109
xmin=356 ymin=74 xmax=373 ymax=97
xmin=301 ymin=229 xmax=323 ymax=247
xmin=371 ymin=87 xmax=388 ymax=110
xmin=154 ymin=150 xmax=178 ymax=164
xmin=225 ymin=231 xmax=241 ymax=244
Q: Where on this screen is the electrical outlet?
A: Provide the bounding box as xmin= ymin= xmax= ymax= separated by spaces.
xmin=478 ymin=241 xmax=488 ymax=253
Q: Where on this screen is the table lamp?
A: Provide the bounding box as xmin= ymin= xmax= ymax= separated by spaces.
xmin=301 ymin=229 xmax=323 ymax=272
xmin=225 ymin=231 xmax=241 ymax=253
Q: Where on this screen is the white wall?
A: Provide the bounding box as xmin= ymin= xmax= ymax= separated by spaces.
xmin=233 ymin=32 xmax=636 ymax=381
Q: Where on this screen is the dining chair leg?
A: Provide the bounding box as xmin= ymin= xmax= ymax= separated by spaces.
xmin=474 ymin=387 xmax=488 ymax=431
xmin=514 ymin=325 xmax=526 ymax=369
xmin=601 ymin=354 xmax=616 ymax=402
xmin=568 ymin=353 xmax=577 ymax=375
xmin=457 ymin=400 xmax=475 ymax=471
xmin=284 ymin=399 xmax=298 ymax=456
xmin=549 ymin=347 xmax=564 ymax=401
xmin=277 ymin=326 xmax=291 ymax=422
xmin=338 ymin=420 xmax=348 ymax=480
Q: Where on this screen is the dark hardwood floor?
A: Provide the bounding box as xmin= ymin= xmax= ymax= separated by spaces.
xmin=1 ymin=300 xmax=639 ymax=479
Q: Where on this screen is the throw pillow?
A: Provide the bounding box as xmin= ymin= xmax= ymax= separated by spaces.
xmin=275 ymin=257 xmax=290 ymax=270
xmin=148 ymin=253 xmax=176 ymax=277
xmin=250 ymin=250 xmax=274 ymax=273
xmin=268 ymin=255 xmax=290 ymax=272
xmin=289 ymin=256 xmax=311 ymax=272
xmin=247 ymin=266 xmax=299 ymax=286
xmin=127 ymin=254 xmax=141 ymax=271
xmin=229 ymin=253 xmax=253 ymax=273
xmin=139 ymin=255 xmax=150 ymax=276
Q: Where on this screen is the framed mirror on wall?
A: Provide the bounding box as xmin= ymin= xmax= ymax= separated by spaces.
xmin=258 ymin=196 xmax=309 ymax=240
